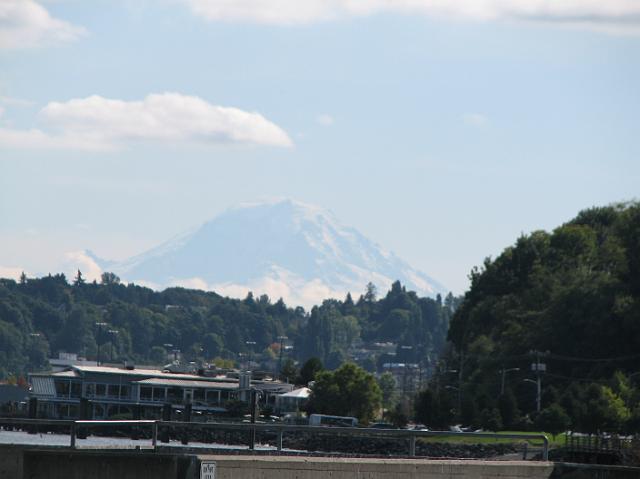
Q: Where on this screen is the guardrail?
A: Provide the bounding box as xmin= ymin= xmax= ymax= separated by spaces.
xmin=0 ymin=418 xmax=549 ymax=461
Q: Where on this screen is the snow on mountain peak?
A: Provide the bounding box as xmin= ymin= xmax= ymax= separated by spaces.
xmin=89 ymin=198 xmax=446 ymax=308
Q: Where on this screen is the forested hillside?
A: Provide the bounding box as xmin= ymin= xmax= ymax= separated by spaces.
xmin=0 ymin=273 xmax=454 ymax=379
xmin=430 ymin=202 xmax=640 ymax=433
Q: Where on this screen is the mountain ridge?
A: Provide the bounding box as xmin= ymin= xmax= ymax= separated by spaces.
xmin=90 ymin=198 xmax=446 ymax=307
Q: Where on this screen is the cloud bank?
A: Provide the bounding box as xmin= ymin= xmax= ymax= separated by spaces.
xmin=0 ymin=0 xmax=86 ymax=49
xmin=184 ymin=0 xmax=640 ymax=34
xmin=0 ymin=93 xmax=293 ymax=151
xmin=0 ymin=265 xmax=26 ymax=281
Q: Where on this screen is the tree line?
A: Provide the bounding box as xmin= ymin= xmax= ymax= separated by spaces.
xmin=419 ymin=202 xmax=640 ymax=434
xmin=0 ymin=271 xmax=454 ymax=380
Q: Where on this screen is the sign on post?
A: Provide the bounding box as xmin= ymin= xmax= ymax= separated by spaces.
xmin=200 ymin=461 xmax=216 ymax=479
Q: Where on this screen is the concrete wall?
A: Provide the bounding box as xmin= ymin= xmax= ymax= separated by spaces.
xmin=3 ymin=447 xmax=640 ymax=479
xmin=0 ymin=447 xmax=23 ymax=478
xmin=198 ymin=455 xmax=556 ymax=479
xmin=0 ymin=447 xmax=197 ymax=479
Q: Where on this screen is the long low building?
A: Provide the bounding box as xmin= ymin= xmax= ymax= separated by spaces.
xmin=29 ymin=365 xmax=294 ymax=420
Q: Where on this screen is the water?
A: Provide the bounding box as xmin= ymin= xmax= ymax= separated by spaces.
xmin=0 ymin=430 xmax=287 ymax=451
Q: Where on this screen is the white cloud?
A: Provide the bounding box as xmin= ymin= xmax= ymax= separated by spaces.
xmin=211 ymin=277 xmax=347 ymax=309
xmin=462 ymin=112 xmax=489 ymax=127
xmin=164 ymin=274 xmax=347 ymax=309
xmin=0 ymin=92 xmax=293 ymax=151
xmin=63 ymin=250 xmax=103 ymax=282
xmin=0 ymin=96 xmax=36 ymax=108
xmin=183 ymin=0 xmax=640 ymax=34
xmin=0 ymin=265 xmax=26 ymax=280
xmin=316 ymin=114 xmax=334 ymax=126
xmin=0 ymin=0 xmax=86 ymax=49
xmin=0 ymin=106 xmax=4 ymax=118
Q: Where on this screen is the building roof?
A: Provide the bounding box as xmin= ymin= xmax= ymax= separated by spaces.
xmin=134 ymin=378 xmax=239 ymax=389
xmin=30 ymin=376 xmax=56 ymax=397
xmin=278 ymin=387 xmax=311 ymax=399
xmin=71 ymin=365 xmax=236 ymax=382
xmin=52 ymin=370 xmax=79 ymax=378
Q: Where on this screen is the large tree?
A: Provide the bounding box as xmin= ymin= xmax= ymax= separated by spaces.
xmin=307 ymin=362 xmax=382 ymax=424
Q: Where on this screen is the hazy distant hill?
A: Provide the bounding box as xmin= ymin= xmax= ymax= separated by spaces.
xmin=90 ymin=199 xmax=445 ymax=307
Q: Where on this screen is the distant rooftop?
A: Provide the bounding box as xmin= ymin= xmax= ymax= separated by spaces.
xmin=135 ymin=378 xmax=238 ymax=389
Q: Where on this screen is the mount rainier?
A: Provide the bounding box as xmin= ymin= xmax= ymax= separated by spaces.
xmin=88 ymin=199 xmax=446 ymax=308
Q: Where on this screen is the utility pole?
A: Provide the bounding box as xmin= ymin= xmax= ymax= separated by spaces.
xmin=457 ymin=350 xmax=464 ymax=419
xmin=245 ymin=340 xmax=256 ymax=375
xmin=95 ymin=322 xmax=107 ymax=366
xmin=529 ymin=350 xmax=547 ymax=413
xmin=277 ymin=336 xmax=287 ymax=380
xmin=108 ymin=329 xmax=119 ymax=362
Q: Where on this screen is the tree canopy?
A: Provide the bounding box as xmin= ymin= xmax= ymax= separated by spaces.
xmin=307 ymin=362 xmax=382 ymax=424
xmin=0 ymin=273 xmax=453 ymax=380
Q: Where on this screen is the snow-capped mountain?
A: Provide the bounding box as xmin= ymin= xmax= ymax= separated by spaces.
xmin=90 ymin=199 xmax=446 ymax=308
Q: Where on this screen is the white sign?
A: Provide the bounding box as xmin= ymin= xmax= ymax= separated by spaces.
xmin=200 ymin=461 xmax=216 ymax=479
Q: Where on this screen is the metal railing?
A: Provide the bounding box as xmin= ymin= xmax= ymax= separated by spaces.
xmin=0 ymin=418 xmax=549 ymax=461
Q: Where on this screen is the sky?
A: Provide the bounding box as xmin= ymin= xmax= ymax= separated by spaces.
xmin=0 ymin=0 xmax=639 ymax=297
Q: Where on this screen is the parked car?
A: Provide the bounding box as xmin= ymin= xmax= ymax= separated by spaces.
xmin=369 ymin=422 xmax=395 ymax=429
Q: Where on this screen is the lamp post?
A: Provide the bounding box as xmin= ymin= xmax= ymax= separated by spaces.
xmin=523 ymin=379 xmax=541 ymax=413
xmin=245 ymin=341 xmax=256 ymax=374
xmin=445 ymin=385 xmax=462 ymax=420
xmin=400 ymin=345 xmax=413 ymax=399
xmin=498 ymin=367 xmax=520 ymax=395
xmin=95 ymin=322 xmax=107 ymax=366
xmin=277 ymin=335 xmax=288 ymax=380
xmin=528 ymin=350 xmax=547 ymax=413
xmin=108 ymin=329 xmax=119 ymax=362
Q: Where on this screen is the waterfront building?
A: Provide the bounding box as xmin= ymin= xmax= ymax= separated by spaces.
xmin=28 ymin=364 xmax=294 ymax=419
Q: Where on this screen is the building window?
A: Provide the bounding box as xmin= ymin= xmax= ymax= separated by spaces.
xmin=55 ymin=381 xmax=69 ymax=397
xmin=120 ymin=385 xmax=129 ymax=399
xmin=70 ymin=382 xmax=81 ymax=398
xmin=153 ymin=388 xmax=166 ymax=401
xmin=193 ymin=389 xmax=205 ymax=402
xmin=206 ymin=390 xmax=219 ymax=404
xmin=140 ymin=387 xmax=152 ymax=400
xmin=85 ymin=383 xmax=95 ymax=397
xmin=167 ymin=387 xmax=182 ymax=403
xmin=108 ymin=385 xmax=119 ymax=398
xmin=96 ymin=384 xmax=106 ymax=397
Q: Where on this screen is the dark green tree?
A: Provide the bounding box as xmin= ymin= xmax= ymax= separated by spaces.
xmin=308 ymin=362 xmax=382 ymax=424
xmin=537 ymin=403 xmax=570 ymax=438
xmin=297 ymin=357 xmax=323 ymax=386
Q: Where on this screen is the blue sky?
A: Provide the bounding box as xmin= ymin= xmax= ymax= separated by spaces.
xmin=0 ymin=0 xmax=639 ymax=296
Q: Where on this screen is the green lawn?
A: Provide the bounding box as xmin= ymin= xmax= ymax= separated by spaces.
xmin=418 ymin=430 xmax=566 ymax=448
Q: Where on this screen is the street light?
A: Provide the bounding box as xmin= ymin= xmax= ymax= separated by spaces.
xmin=444 ymin=385 xmax=462 ymax=419
xmin=245 ymin=341 xmax=257 ymax=373
xmin=95 ymin=322 xmax=107 ymax=366
xmin=108 ymin=329 xmax=119 ymax=362
xmin=277 ymin=335 xmax=288 ymax=380
xmin=498 ymin=367 xmax=520 ymax=395
xmin=523 ymin=379 xmax=541 ymax=413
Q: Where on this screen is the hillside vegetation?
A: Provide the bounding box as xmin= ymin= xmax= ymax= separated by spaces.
xmin=434 ymin=202 xmax=640 ymax=433
xmin=0 ymin=273 xmax=454 ymax=379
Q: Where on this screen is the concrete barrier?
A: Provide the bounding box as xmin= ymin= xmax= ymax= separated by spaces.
xmin=197 ymin=455 xmax=555 ymax=479
xmin=0 ymin=446 xmax=197 ymax=479
xmin=3 ymin=447 xmax=640 ymax=479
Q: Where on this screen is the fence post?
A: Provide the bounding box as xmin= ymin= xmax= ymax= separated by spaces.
xmin=70 ymin=422 xmax=77 ymax=449
xmin=409 ymin=435 xmax=416 ymax=457
xmin=277 ymin=430 xmax=283 ymax=451
xmin=542 ymin=435 xmax=549 ymax=461
xmin=152 ymin=421 xmax=158 ymax=450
